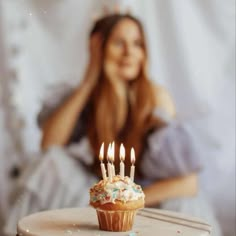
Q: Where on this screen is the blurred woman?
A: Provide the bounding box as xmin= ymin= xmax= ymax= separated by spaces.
xmin=4 ymin=14 xmax=221 ymax=236
xmin=40 ymin=13 xmax=199 ymax=206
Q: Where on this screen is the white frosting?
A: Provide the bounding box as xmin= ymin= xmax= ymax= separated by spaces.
xmin=90 ymin=176 xmax=145 ymax=204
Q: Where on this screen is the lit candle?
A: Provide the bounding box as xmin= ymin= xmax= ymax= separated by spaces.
xmin=119 ymin=143 xmax=125 ymax=179
xmin=99 ymin=143 xmax=107 ymax=180
xmin=130 ymin=148 xmax=135 ymax=182
xmin=107 ymin=143 xmax=113 ymax=182
xmin=111 ymin=141 xmax=115 ymax=176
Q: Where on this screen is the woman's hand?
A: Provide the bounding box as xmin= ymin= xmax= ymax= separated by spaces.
xmin=82 ymin=33 xmax=103 ymax=89
xmin=89 ymin=33 xmax=103 ymax=71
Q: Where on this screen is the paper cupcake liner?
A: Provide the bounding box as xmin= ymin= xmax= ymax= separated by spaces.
xmin=96 ymin=209 xmax=137 ymax=232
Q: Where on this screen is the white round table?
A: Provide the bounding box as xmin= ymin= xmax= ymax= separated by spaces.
xmin=17 ymin=207 xmax=211 ymax=236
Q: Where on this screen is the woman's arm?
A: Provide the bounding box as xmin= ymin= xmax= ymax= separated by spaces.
xmin=41 ymin=72 xmax=95 ymax=150
xmin=143 ymin=85 xmax=199 ymax=206
xmin=144 ymin=173 xmax=198 ymax=207
xmin=41 ymin=34 xmax=102 ymax=150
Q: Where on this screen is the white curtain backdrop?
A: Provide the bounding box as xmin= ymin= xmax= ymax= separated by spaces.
xmin=0 ymin=0 xmax=235 ymax=235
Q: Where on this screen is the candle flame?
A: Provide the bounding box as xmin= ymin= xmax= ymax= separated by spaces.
xmin=120 ymin=143 xmax=125 ymax=161
xmin=99 ymin=142 xmax=104 ymax=161
xmin=131 ymin=148 xmax=135 ymax=164
xmin=107 ymin=143 xmax=111 ymax=161
xmin=110 ymin=141 xmax=115 ymax=162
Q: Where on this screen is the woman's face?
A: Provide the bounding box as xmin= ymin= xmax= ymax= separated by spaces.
xmin=104 ymin=19 xmax=145 ymax=82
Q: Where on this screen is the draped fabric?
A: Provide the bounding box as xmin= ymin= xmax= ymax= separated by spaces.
xmin=0 ymin=0 xmax=235 ymax=235
xmin=141 ymin=117 xmax=204 ymax=181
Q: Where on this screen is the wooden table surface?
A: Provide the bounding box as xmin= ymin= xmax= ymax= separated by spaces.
xmin=17 ymin=207 xmax=212 ymax=236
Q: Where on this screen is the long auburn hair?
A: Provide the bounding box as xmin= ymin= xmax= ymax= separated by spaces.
xmin=86 ymin=14 xmax=163 ymax=177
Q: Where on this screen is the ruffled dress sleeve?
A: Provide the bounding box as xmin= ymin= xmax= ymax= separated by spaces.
xmin=140 ymin=108 xmax=204 ymax=181
xmin=37 ymin=83 xmax=75 ymax=128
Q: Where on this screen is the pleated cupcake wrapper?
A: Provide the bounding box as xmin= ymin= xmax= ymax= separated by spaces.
xmin=96 ymin=209 xmax=137 ymax=232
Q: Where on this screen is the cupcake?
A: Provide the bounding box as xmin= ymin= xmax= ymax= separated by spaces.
xmin=90 ymin=175 xmax=145 ymax=232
